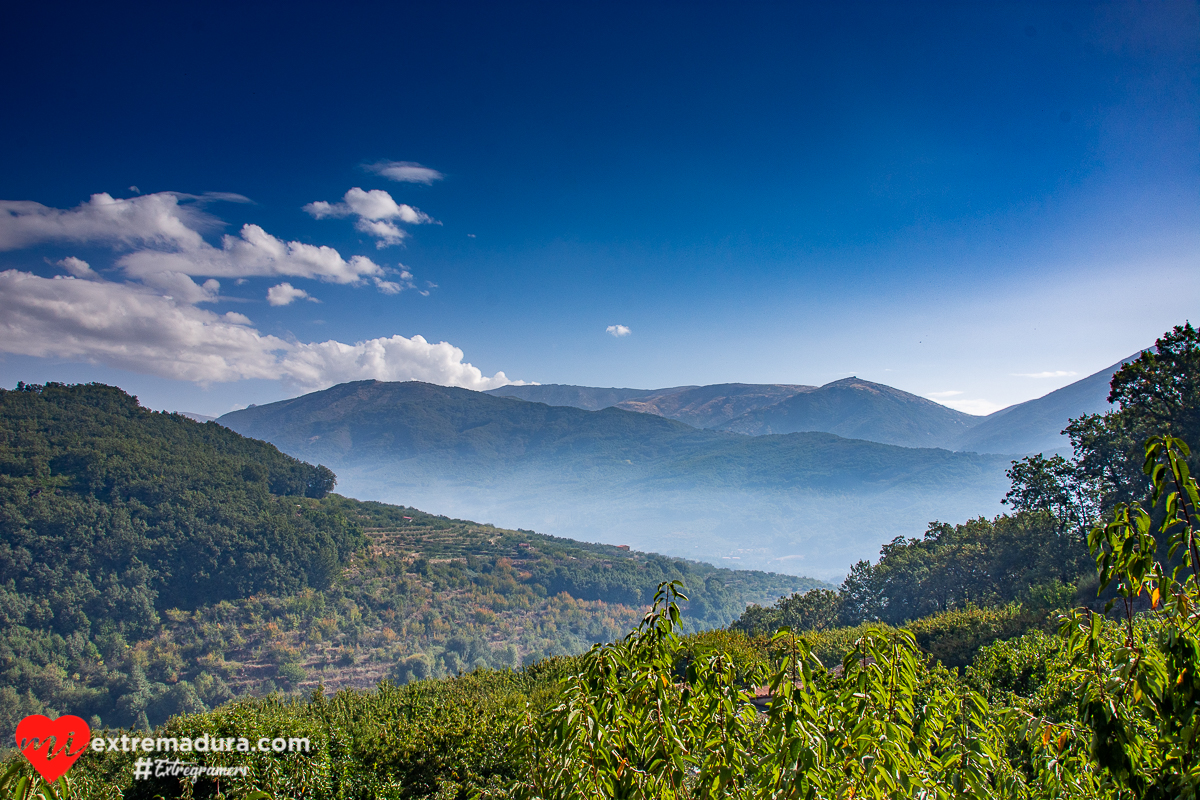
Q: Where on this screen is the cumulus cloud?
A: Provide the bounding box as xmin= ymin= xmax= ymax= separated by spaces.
xmin=303 ymin=188 xmax=435 ymax=248
xmin=267 ymin=282 xmax=314 ymax=306
xmin=364 ymin=161 xmax=444 ymax=184
xmin=119 ymin=222 xmax=385 ymax=284
xmin=1012 ymin=370 xmax=1079 ymax=378
xmin=0 ymin=192 xmax=214 ymax=252
xmin=56 ymin=256 xmax=99 ymax=279
xmin=0 ymin=269 xmax=518 ymax=391
xmin=606 ymin=324 xmax=632 ymax=337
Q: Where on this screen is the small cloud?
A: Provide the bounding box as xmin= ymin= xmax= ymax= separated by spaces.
xmin=606 ymin=324 xmax=631 ymax=338
xmin=304 ymin=188 xmax=435 ymax=248
xmin=926 ymin=390 xmax=963 ymax=398
xmin=365 ymin=160 xmax=444 ymax=184
xmin=129 ymin=186 xmax=140 ymax=194
xmin=302 ymin=200 xmax=345 ymax=220
xmin=55 ymin=256 xmax=100 ymax=280
xmin=357 ymin=219 xmax=408 ymax=247
xmin=467 ymin=233 xmax=476 ymax=238
xmin=1012 ymin=370 xmax=1078 ymax=378
xmin=267 ymin=282 xmax=314 ymax=306
xmin=373 ymin=278 xmax=403 ymax=295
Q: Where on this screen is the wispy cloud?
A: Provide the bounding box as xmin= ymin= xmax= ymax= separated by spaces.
xmin=1012 ymin=370 xmax=1078 ymax=378
xmin=926 ymin=390 xmax=963 ymax=398
xmin=364 ymin=161 xmax=444 ymax=184
xmin=606 ymin=324 xmax=632 ymax=337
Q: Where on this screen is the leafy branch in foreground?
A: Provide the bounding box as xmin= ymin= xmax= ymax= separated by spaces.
xmin=1062 ymin=435 xmax=1200 ymax=798
xmin=507 ymin=583 xmax=1018 ymax=798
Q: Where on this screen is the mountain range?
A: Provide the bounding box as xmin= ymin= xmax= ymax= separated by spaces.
xmin=487 ymin=356 xmax=1136 ymax=454
xmin=217 ymin=354 xmax=1137 ymax=579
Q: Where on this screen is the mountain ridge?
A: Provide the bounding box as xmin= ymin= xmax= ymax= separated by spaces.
xmin=951 ymin=355 xmax=1139 ymax=455
xmin=713 ymin=376 xmax=982 ymax=448
xmin=218 ymin=380 xmax=1014 ymax=578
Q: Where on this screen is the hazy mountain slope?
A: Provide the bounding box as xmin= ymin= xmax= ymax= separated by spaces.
xmin=219 ymin=381 xmax=1013 ymax=579
xmin=614 ymin=383 xmax=815 ymax=429
xmin=952 ymin=355 xmax=1138 ymax=455
xmin=218 ymin=380 xmax=1009 ymax=492
xmin=715 ymin=377 xmax=983 ymax=448
xmin=485 ymin=383 xmax=695 ymax=410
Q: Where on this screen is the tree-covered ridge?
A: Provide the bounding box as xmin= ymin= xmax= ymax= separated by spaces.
xmin=0 ymin=382 xmax=356 ymax=614
xmin=345 ymin=498 xmax=819 ymax=616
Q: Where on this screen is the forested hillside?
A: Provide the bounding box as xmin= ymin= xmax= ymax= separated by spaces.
xmin=0 ymin=383 xmax=817 ymax=738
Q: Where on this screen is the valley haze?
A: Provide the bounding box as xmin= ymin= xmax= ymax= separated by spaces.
xmin=218 ymin=358 xmax=1128 ymax=581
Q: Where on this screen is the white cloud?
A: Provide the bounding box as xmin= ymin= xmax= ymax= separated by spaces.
xmin=2 ymin=191 xmax=395 ymax=290
xmin=356 ymin=219 xmax=407 ymax=247
xmin=0 ymin=192 xmax=214 ymax=252
xmin=925 ymin=390 xmax=963 ymax=398
xmin=0 ymin=269 xmax=519 ymax=391
xmin=373 ymin=277 xmax=406 ymax=294
xmin=365 ymin=161 xmax=444 ymax=184
xmin=303 ymin=188 xmax=435 ymax=248
xmin=141 ymin=272 xmax=221 ymax=304
xmin=606 ymin=324 xmax=632 ymax=337
xmin=1011 ymin=370 xmax=1079 ymax=378
xmin=118 ymin=223 xmax=386 ymax=284
xmin=301 ymin=200 xmax=342 ymax=220
xmin=281 ymin=335 xmax=520 ymax=390
xmin=266 ymin=282 xmax=314 ymax=306
xmin=56 ymin=256 xmax=99 ymax=280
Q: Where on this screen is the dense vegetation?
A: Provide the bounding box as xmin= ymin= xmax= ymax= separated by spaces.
xmin=4 ymin=323 xmax=1200 ymax=798
xmin=0 ymin=383 xmax=816 ymax=741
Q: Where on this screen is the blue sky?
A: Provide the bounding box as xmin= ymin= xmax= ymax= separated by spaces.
xmin=1 ymin=1 xmax=1197 ymax=417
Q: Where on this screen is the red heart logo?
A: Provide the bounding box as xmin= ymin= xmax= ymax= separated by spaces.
xmin=16 ymin=715 xmax=91 ymax=783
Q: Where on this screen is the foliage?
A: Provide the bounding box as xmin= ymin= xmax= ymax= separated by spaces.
xmin=507 ymin=582 xmax=1019 ymax=799
xmin=3 ymin=666 xmax=571 ymax=800
xmin=1057 ymin=435 xmax=1200 ymax=797
xmin=1047 ymin=323 xmax=1200 ymax=512
xmin=0 ymin=383 xmax=362 ymax=732
xmin=728 ymin=588 xmax=839 ymax=637
xmin=734 ymin=510 xmax=1089 ymax=638
xmin=1003 ymin=453 xmax=1104 ymax=538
